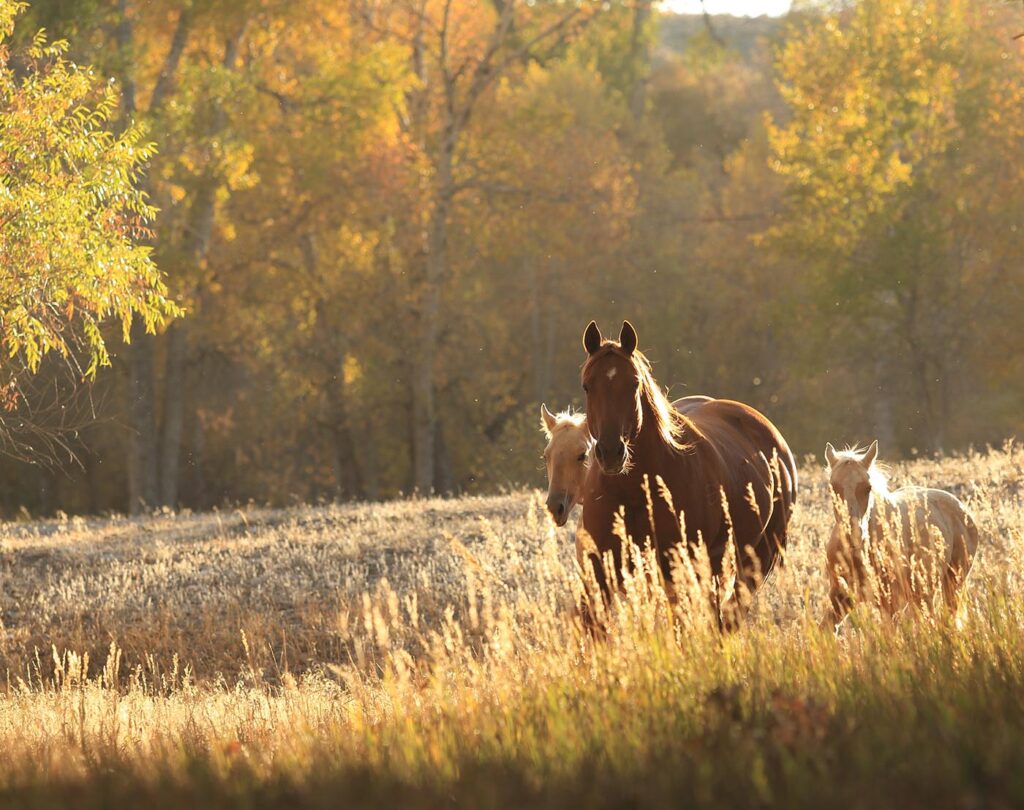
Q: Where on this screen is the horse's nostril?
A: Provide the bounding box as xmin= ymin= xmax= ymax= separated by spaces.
xmin=595 ymin=444 xmax=605 ymax=462
xmin=556 ymin=503 xmax=565 ymax=516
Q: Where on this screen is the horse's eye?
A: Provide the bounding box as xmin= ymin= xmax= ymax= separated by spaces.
xmin=582 ymin=383 xmax=588 ymax=393
xmin=577 ymin=453 xmax=587 ymax=463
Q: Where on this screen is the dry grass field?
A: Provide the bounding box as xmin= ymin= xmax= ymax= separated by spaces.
xmin=1 ymin=443 xmax=1024 ymax=808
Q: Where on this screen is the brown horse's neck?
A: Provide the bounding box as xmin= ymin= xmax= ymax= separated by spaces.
xmin=626 ymin=394 xmax=692 ymax=485
xmin=640 ymin=393 xmax=683 ymax=451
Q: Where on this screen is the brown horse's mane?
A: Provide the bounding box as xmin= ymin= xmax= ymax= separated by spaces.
xmin=584 ymin=344 xmax=699 ymax=453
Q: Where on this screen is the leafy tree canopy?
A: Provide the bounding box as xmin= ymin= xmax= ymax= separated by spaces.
xmin=0 ymin=0 xmax=179 ymax=393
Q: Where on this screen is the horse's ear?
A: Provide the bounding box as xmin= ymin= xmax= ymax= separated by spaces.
xmin=540 ymin=403 xmax=557 ymax=436
xmin=862 ymin=440 xmax=879 ymax=467
xmin=824 ymin=442 xmax=838 ymax=466
xmin=619 ymin=320 xmax=637 ymax=356
xmin=583 ymin=321 xmax=602 ymax=355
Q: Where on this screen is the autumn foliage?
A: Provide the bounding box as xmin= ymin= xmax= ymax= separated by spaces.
xmin=1 ymin=0 xmax=1023 ymax=514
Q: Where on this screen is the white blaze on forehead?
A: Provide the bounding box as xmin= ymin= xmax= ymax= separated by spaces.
xmin=606 ymin=367 xmax=617 ymax=380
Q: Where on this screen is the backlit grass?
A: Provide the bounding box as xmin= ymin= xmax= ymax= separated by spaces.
xmin=0 ymin=443 xmax=1022 ymax=807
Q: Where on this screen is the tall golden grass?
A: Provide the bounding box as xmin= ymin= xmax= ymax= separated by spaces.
xmin=1 ymin=443 xmax=1023 ymax=807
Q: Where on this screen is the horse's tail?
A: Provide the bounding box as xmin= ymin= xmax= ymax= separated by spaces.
xmin=963 ymin=508 xmax=981 ymax=557
xmin=752 ymin=445 xmax=795 ymax=579
xmin=773 ymin=442 xmax=798 ymax=510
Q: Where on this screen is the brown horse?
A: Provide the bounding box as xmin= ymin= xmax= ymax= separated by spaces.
xmin=578 ymin=320 xmax=797 ymax=617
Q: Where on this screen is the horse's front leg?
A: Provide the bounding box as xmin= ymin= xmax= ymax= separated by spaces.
xmin=823 ymin=525 xmax=861 ymax=632
xmin=573 ymin=525 xmax=613 ymax=637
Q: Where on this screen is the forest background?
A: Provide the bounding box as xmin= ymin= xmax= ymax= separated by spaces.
xmin=2 ymin=0 xmax=1023 ymax=516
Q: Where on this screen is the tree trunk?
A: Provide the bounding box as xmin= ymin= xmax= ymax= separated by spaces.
xmin=190 ymin=410 xmax=207 ymax=510
xmin=326 ymin=355 xmax=364 ymax=500
xmin=158 ymin=321 xmax=187 ymax=507
xmin=629 ymin=0 xmax=652 ymax=123
xmin=412 ymin=132 xmax=455 ymax=494
xmin=434 ymin=419 xmax=455 ymax=495
xmin=155 ymin=27 xmax=242 ymax=506
xmin=329 ymin=424 xmax=363 ymax=499
xmin=118 ymin=1 xmax=191 ymax=514
xmin=158 ymin=183 xmax=214 ymax=508
xmin=411 ymin=318 xmax=437 ymax=493
xmin=83 ymin=447 xmax=102 ymax=515
xmin=119 ymin=1 xmax=156 ymax=514
xmin=37 ymin=466 xmax=56 ymax=517
xmin=872 ymin=356 xmax=896 ymax=450
xmin=127 ymin=321 xmax=158 ymax=513
xmin=528 ymin=259 xmax=544 ymax=403
xmin=362 ymin=419 xmax=380 ymax=501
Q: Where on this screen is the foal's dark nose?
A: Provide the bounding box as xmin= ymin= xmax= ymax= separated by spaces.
xmin=546 ymin=493 xmax=569 ymax=526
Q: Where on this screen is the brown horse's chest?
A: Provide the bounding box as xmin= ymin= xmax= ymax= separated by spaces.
xmin=588 ymin=472 xmax=711 ymax=554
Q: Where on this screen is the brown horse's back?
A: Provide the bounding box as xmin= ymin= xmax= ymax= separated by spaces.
xmin=672 ymin=395 xmax=714 ymax=414
xmin=684 ymin=399 xmax=798 ymax=582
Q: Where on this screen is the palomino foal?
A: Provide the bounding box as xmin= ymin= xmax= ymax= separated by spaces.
xmin=823 ymin=441 xmax=979 ymax=630
xmin=540 ymin=404 xmax=591 ymax=528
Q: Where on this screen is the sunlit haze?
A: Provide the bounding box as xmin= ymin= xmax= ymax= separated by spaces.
xmin=659 ymin=0 xmax=791 ymax=16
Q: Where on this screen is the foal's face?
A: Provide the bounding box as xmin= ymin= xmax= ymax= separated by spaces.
xmin=825 ymin=441 xmax=879 ymax=526
xmin=829 ymin=460 xmax=872 ymax=523
xmin=582 ymin=339 xmax=642 ymax=476
xmin=542 ymin=421 xmax=591 ymax=526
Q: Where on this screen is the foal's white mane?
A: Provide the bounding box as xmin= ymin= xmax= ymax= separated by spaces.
xmin=541 ymin=408 xmax=586 ymax=440
xmin=553 ymin=409 xmax=586 ymax=429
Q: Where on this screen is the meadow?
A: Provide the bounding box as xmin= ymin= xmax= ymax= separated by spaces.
xmin=1 ymin=443 xmax=1024 ymax=808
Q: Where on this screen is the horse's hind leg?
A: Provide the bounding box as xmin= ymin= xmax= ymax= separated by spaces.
xmin=575 ymin=596 xmax=609 ymax=641
xmin=942 ymin=563 xmax=968 ymax=628
xmin=759 ymin=456 xmax=796 ymax=580
xmin=718 ymin=586 xmax=749 ymax=634
xmin=943 ymin=528 xmax=975 ymax=627
xmin=821 ymin=586 xmax=854 ymax=633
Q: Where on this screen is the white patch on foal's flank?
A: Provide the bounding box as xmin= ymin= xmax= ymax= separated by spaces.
xmin=606 ymin=367 xmax=617 ymax=380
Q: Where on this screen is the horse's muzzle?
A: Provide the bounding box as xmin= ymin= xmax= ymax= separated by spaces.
xmin=595 ymin=439 xmax=626 ymax=475
xmin=546 ymin=491 xmax=573 ymax=526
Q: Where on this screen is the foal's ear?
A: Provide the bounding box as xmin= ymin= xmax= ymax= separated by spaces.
xmin=619 ymin=320 xmax=637 ymax=356
xmin=583 ymin=321 xmax=602 ymax=355
xmin=824 ymin=442 xmax=838 ymax=466
xmin=540 ymin=403 xmax=557 ymax=436
xmin=862 ymin=439 xmax=879 ymax=467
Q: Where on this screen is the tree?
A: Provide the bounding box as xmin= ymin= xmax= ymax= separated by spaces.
xmin=766 ymin=0 xmax=1024 ymax=450
xmin=358 ymin=0 xmax=612 ymax=493
xmin=0 ymin=0 xmax=179 ymax=459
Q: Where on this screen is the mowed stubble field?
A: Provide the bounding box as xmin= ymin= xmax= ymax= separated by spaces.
xmin=1 ymin=444 xmax=1024 ymax=808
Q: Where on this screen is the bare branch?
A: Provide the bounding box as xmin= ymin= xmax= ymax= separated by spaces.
xmin=456 ymin=1 xmax=593 ymax=134
xmin=148 ymin=6 xmax=193 ymax=116
xmin=0 ymin=357 xmax=101 ymax=468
